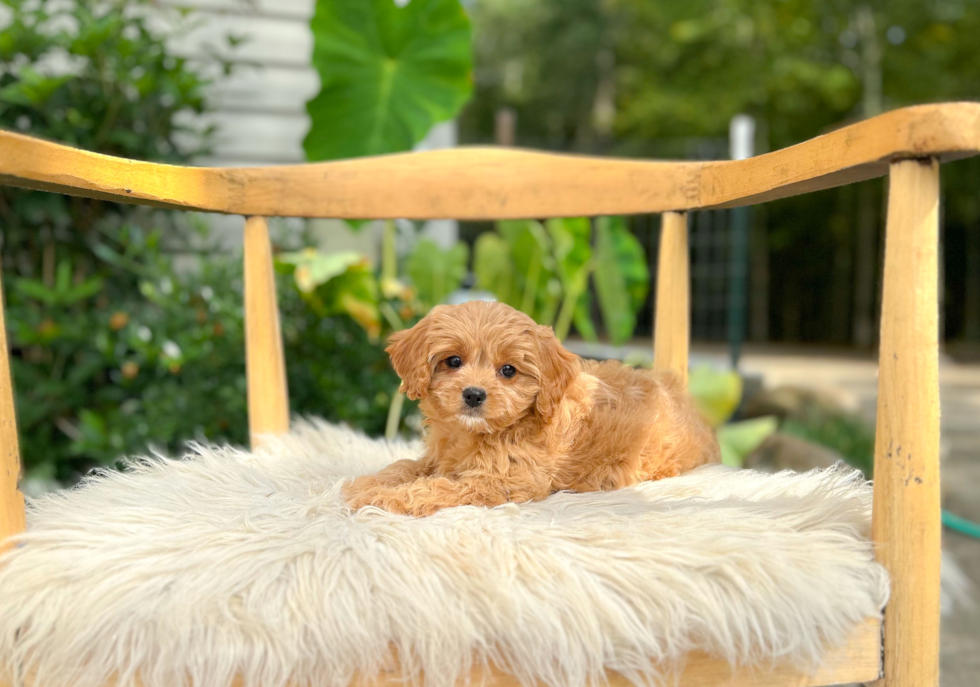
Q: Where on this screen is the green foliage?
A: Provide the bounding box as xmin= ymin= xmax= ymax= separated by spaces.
xmin=464 ymin=0 xmax=616 ymax=149
xmin=473 ymin=216 xmax=647 ymax=343
xmin=0 ymin=0 xmax=229 ymax=294
xmin=781 ymin=404 xmax=875 ymax=476
xmin=10 ymin=223 xmax=403 ymax=481
xmin=276 ymin=249 xmax=384 ymax=338
xmin=406 ymin=239 xmax=469 ymax=310
xmin=717 ymin=417 xmax=779 ymax=468
xmin=688 ymin=367 xmax=744 ymax=427
xmin=465 ymin=0 xmax=980 ymax=345
xmin=276 ymin=231 xmax=467 ymax=344
xmin=687 ymin=367 xmax=873 ymax=471
xmin=0 ymin=0 xmax=219 ymax=161
xmin=593 ymin=216 xmax=648 ymax=345
xmin=304 ymin=0 xmax=473 ymax=162
xmin=0 ymin=0 xmax=342 ymax=484
xmin=687 ymin=367 xmax=777 ymax=467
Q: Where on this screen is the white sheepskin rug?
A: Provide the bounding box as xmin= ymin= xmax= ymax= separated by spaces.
xmin=0 ymin=420 xmax=888 ymax=687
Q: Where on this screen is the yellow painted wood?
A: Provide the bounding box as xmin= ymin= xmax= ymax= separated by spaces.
xmin=0 ymin=104 xmax=977 ymax=218
xmin=653 ymin=211 xmax=690 ymax=388
xmin=871 ymin=159 xmax=942 ymax=687
xmin=0 ymin=271 xmax=26 ymax=546
xmin=243 ymin=216 xmax=290 ymax=448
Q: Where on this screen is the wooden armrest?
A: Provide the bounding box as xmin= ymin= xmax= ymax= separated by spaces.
xmin=0 ymin=103 xmax=977 ymax=219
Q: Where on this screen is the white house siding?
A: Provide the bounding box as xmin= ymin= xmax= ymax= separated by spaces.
xmin=161 ymin=0 xmax=458 ymax=251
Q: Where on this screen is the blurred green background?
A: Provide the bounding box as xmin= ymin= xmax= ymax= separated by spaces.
xmin=1 ymin=0 xmax=978 ymax=486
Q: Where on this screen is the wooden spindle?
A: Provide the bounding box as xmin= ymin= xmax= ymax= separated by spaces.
xmin=244 ymin=216 xmax=290 ymax=449
xmin=0 ymin=270 xmax=26 ymax=544
xmin=872 ymin=159 xmax=942 ymax=687
xmin=653 ymin=211 xmax=691 ymax=388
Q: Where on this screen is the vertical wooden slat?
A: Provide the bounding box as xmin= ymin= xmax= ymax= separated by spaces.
xmin=244 ymin=216 xmax=290 ymax=449
xmin=0 ymin=271 xmax=26 ymax=543
xmin=653 ymin=211 xmax=690 ymax=388
xmin=872 ymin=159 xmax=941 ymax=687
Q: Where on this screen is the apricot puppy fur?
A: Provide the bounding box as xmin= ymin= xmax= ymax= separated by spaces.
xmin=345 ymin=301 xmax=719 ymax=516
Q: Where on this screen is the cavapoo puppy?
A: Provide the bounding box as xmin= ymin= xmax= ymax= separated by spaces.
xmin=345 ymin=301 xmax=719 ymax=516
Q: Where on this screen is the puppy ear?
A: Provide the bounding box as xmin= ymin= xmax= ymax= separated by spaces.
xmin=386 ymin=313 xmax=435 ymax=400
xmin=533 ymin=325 xmax=580 ymax=422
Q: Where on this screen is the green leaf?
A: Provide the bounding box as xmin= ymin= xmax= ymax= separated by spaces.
xmin=64 ymin=277 xmax=104 ymax=304
xmin=717 ymin=417 xmax=779 ymax=468
xmin=498 ymin=219 xmax=558 ymax=322
xmin=688 ymin=367 xmax=743 ymax=427
xmin=594 ymin=216 xmax=649 ymax=344
xmin=276 ymin=249 xmax=367 ymax=293
xmin=546 ymin=217 xmax=592 ymax=286
xmin=323 ymin=264 xmax=381 ymax=339
xmin=572 ymin=294 xmax=598 ymax=342
xmin=473 ymin=232 xmax=515 ymax=306
xmin=547 ymin=218 xmax=593 ymax=340
xmin=304 ymin=0 xmax=473 ymax=162
xmin=54 ymin=259 xmax=72 ymax=294
xmin=405 ymin=238 xmax=469 ymax=310
xmin=11 ymin=278 xmax=59 ymax=305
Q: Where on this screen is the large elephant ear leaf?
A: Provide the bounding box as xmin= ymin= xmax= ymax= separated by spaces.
xmin=594 ymin=216 xmax=650 ymax=345
xmin=304 ymin=0 xmax=473 ymax=162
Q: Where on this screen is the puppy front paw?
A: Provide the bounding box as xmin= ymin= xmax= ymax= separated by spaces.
xmin=344 ymin=475 xmax=380 ymax=500
xmin=345 ymin=484 xmax=443 ymax=517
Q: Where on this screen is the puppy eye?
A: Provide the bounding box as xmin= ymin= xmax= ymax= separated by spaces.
xmin=445 ymin=356 xmax=462 ymax=369
xmin=500 ymin=364 xmax=516 ymax=378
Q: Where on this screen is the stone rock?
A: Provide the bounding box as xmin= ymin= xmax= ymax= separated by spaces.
xmin=741 ymin=385 xmax=859 ymax=420
xmin=744 ymin=432 xmax=845 ymax=473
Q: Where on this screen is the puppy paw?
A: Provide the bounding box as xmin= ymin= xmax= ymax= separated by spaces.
xmin=344 ymin=475 xmax=380 ymax=500
xmin=345 ymin=486 xmax=442 ymax=517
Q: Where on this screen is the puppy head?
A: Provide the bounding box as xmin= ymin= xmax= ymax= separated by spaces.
xmin=386 ymin=302 xmax=580 ymax=433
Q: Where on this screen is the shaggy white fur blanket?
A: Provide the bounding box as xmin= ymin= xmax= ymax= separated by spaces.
xmin=0 ymin=420 xmax=888 ymax=687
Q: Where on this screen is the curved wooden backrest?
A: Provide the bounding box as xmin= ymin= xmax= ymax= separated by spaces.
xmin=0 ymin=103 xmax=976 ymax=218
xmin=0 ymin=102 xmax=974 ymax=687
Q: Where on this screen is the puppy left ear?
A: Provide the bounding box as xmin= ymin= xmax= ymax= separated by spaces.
xmin=386 ymin=311 xmax=437 ymax=400
xmin=533 ymin=325 xmax=580 ymax=422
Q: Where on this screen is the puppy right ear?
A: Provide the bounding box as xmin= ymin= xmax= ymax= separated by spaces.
xmin=385 ymin=312 xmax=435 ymax=400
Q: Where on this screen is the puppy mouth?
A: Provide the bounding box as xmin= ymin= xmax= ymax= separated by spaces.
xmin=455 ymin=407 xmax=489 ymax=431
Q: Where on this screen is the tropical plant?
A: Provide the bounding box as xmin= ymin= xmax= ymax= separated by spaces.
xmin=304 ymin=0 xmax=473 ymax=163
xmin=473 ymin=216 xmax=649 ymax=344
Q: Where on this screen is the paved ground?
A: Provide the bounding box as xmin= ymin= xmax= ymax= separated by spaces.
xmin=735 ymin=348 xmax=980 ymax=687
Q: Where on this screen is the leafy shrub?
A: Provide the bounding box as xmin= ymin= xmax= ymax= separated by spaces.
xmin=10 ymin=218 xmax=403 ymax=483
xmin=0 ymin=0 xmax=223 ymax=281
xmin=0 ymin=1 xmax=406 ymax=483
xmin=474 ymin=216 xmax=649 ymax=343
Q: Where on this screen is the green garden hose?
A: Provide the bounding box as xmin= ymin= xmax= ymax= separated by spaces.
xmin=942 ymin=510 xmax=980 ymax=540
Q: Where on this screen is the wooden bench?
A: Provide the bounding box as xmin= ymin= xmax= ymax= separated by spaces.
xmin=3 ymin=102 xmax=978 ymax=687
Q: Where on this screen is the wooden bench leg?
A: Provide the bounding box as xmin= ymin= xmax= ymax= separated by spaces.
xmin=653 ymin=211 xmax=690 ymax=388
xmin=244 ymin=216 xmax=290 ymax=449
xmin=0 ymin=269 xmax=26 ymax=544
xmin=872 ymin=159 xmax=941 ymax=687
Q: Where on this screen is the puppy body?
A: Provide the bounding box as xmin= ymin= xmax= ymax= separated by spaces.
xmin=346 ymin=302 xmax=719 ymax=516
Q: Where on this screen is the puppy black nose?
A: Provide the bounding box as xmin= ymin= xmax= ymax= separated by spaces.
xmin=462 ymin=387 xmax=487 ymax=408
